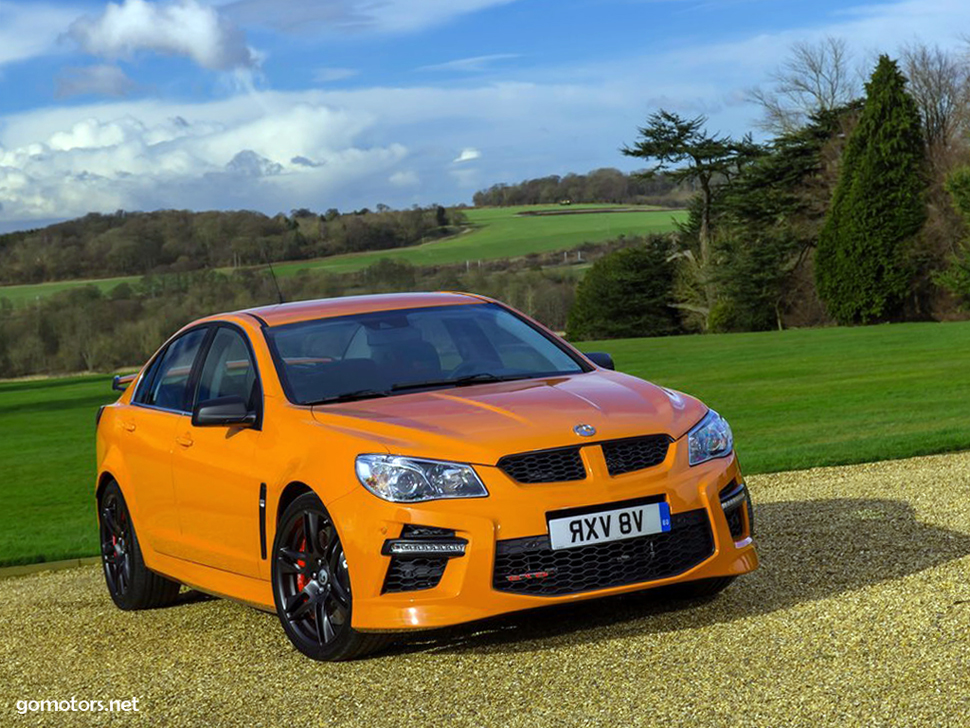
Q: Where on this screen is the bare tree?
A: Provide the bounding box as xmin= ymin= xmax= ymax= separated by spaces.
xmin=749 ymin=37 xmax=860 ymax=135
xmin=902 ymin=42 xmax=970 ymax=167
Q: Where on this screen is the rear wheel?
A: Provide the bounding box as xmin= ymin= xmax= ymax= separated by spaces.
xmin=271 ymin=492 xmax=393 ymax=661
xmin=99 ymin=481 xmax=180 ymax=610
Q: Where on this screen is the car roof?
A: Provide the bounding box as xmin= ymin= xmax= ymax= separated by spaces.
xmin=231 ymin=291 xmax=488 ymax=327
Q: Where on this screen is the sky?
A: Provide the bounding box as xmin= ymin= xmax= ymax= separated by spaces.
xmin=1 ymin=0 xmax=970 ymax=232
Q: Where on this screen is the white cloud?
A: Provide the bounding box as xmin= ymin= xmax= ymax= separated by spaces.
xmin=389 ymin=170 xmax=419 ymax=186
xmin=453 ymin=148 xmax=481 ymax=163
xmin=56 ymin=64 xmax=136 ymax=98
xmin=68 ymin=0 xmax=257 ymax=71
xmin=0 ymin=94 xmax=408 ymax=221
xmin=0 ymin=2 xmax=81 ymax=67
xmin=8 ymin=0 xmax=970 ymax=229
xmin=418 ymin=54 xmax=520 ymax=73
xmin=219 ymin=0 xmax=520 ymax=34
xmin=0 ymin=79 xmax=648 ymax=224
xmin=313 ymin=67 xmax=359 ymax=83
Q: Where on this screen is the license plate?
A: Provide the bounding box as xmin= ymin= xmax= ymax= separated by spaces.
xmin=548 ymin=501 xmax=671 ymax=550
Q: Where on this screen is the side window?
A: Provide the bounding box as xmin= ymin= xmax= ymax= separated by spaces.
xmin=132 ymin=352 xmax=166 ymax=406
xmin=195 ymin=328 xmax=259 ymax=411
xmin=133 ymin=328 xmax=207 ymax=412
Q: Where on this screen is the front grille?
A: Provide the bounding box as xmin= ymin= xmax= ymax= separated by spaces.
xmin=381 ymin=525 xmax=452 ymax=593
xmin=602 ymin=435 xmax=671 ymax=476
xmin=493 ymin=509 xmax=714 ymax=596
xmin=498 ymin=447 xmax=586 ymax=484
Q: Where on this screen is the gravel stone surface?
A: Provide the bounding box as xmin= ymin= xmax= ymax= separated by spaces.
xmin=2 ymin=452 xmax=969 ymax=727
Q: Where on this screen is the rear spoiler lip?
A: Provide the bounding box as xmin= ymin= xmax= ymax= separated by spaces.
xmin=112 ymin=373 xmax=137 ymax=392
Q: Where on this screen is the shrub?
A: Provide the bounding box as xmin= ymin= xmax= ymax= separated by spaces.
xmin=566 ymin=237 xmax=681 ymax=340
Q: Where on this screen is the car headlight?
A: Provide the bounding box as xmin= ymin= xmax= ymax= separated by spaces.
xmin=355 ymin=455 xmax=488 ymax=503
xmin=687 ymin=409 xmax=734 ymax=466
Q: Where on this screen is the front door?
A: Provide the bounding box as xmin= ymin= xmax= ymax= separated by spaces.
xmin=123 ymin=327 xmax=209 ymax=555
xmin=171 ymin=325 xmax=263 ymax=578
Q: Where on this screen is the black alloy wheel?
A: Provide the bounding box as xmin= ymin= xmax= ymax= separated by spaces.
xmin=272 ymin=492 xmax=392 ymax=661
xmin=100 ymin=487 xmax=132 ymax=599
xmin=98 ymin=480 xmax=180 ymax=610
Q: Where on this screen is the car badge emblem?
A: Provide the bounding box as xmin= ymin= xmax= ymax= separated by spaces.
xmin=574 ymin=424 xmax=596 ymax=437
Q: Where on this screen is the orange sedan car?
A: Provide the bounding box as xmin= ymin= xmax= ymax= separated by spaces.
xmin=96 ymin=292 xmax=757 ymax=660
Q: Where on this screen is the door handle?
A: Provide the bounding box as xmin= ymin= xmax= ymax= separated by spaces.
xmin=175 ymin=434 xmax=194 ymax=448
xmin=120 ymin=420 xmax=136 ymax=432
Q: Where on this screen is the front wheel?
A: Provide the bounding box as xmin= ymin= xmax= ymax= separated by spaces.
xmin=271 ymin=492 xmax=392 ymax=661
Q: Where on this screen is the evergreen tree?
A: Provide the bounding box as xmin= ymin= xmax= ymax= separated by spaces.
xmin=710 ymin=105 xmax=861 ymax=331
xmin=815 ymin=55 xmax=927 ymax=323
xmin=566 ymin=238 xmax=681 ymax=340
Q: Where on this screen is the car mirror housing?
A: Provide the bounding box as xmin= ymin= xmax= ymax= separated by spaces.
xmin=192 ymin=396 xmax=256 ymax=427
xmin=584 ymin=352 xmax=615 ymax=370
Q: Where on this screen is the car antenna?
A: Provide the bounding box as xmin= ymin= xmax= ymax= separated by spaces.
xmin=266 ymin=258 xmax=285 ymax=305
xmin=259 ymin=242 xmax=285 ymax=305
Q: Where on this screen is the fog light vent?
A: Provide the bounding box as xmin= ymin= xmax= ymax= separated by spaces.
xmin=719 ymin=482 xmax=751 ymax=540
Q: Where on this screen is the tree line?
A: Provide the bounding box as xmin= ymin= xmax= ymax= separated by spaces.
xmin=0 ymin=236 xmax=654 ymax=378
xmin=0 ymin=205 xmax=465 ymax=285
xmin=472 ymin=168 xmax=686 ymax=208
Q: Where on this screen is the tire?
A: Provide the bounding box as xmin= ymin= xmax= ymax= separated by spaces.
xmin=657 ymin=576 xmax=737 ymax=600
xmin=98 ymin=481 xmax=181 ymax=610
xmin=271 ymin=492 xmax=394 ymax=661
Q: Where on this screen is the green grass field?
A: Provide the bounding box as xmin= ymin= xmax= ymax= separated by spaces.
xmin=273 ymin=205 xmax=686 ymax=276
xmin=3 ymin=319 xmax=968 ymax=567
xmin=0 ymin=376 xmax=117 ymax=566
xmin=593 ymin=321 xmax=970 ymax=474
xmin=0 ymin=275 xmax=143 ymax=306
xmin=0 ymin=206 xmax=685 ymax=306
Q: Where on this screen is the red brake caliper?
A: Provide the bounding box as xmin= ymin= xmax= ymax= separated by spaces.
xmin=295 ymin=536 xmax=308 ymax=591
xmin=111 ymin=510 xmax=124 ymax=547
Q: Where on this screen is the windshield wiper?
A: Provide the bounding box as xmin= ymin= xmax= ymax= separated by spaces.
xmin=390 ymin=373 xmax=532 ymax=393
xmin=307 ymin=389 xmax=391 ymax=405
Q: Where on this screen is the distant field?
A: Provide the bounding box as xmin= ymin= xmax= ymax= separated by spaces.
xmin=0 ymin=205 xmax=685 ymax=305
xmin=272 ymin=205 xmax=685 ymax=276
xmin=2 ymin=319 xmax=968 ymax=566
xmin=0 ymin=275 xmax=142 ymax=306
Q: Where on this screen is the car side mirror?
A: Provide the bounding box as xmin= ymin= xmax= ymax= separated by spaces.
xmin=192 ymin=396 xmax=256 ymax=427
xmin=585 ymin=352 xmax=615 ymax=371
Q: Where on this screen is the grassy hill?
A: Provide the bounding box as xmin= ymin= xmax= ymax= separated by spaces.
xmin=274 ymin=205 xmax=685 ymax=276
xmin=2 ymin=319 xmax=968 ymax=566
xmin=0 ymin=205 xmax=685 ymax=306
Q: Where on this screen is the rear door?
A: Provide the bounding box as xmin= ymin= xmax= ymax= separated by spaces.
xmin=171 ymin=324 xmax=263 ymax=578
xmin=122 ymin=327 xmax=209 ymax=555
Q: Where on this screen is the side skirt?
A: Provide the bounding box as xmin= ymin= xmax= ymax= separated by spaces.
xmin=147 ymin=550 xmax=275 ymax=612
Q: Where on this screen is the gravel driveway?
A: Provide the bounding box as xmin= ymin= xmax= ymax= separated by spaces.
xmin=3 ymin=452 xmax=969 ymax=727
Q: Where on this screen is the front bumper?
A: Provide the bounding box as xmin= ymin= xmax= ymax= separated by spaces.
xmin=327 ymin=438 xmax=758 ymax=631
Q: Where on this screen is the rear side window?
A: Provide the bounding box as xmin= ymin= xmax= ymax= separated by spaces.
xmin=195 ymin=327 xmax=260 ymax=410
xmin=133 ymin=328 xmax=207 ymax=412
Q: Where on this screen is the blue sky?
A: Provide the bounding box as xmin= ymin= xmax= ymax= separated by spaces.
xmin=1 ymin=0 xmax=968 ymax=231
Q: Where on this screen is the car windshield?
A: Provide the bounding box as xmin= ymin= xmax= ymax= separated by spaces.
xmin=264 ymin=303 xmax=586 ymax=405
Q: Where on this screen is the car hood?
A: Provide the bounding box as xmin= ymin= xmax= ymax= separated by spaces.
xmin=310 ymin=370 xmax=707 ymax=465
